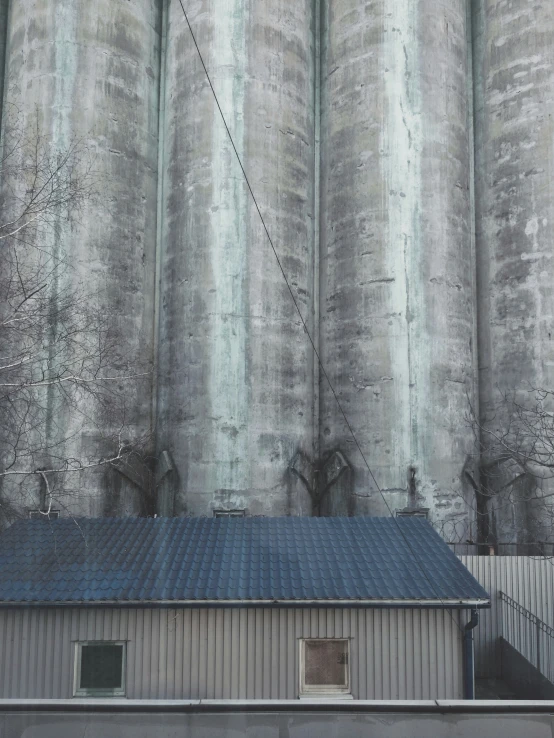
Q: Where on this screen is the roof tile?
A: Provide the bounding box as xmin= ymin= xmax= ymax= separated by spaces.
xmin=0 ymin=516 xmax=489 ymax=605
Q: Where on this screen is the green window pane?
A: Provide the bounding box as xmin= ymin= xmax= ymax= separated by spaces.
xmin=80 ymin=645 xmax=123 ymax=690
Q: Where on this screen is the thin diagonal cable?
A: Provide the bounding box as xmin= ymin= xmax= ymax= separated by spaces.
xmin=176 ymin=0 xmax=476 ymax=626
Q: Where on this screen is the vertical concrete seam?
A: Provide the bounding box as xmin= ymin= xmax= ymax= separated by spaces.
xmin=404 ymin=232 xmax=415 ymax=469
xmin=471 ymin=0 xmax=492 ymax=426
xmin=467 ymin=0 xmax=480 ymax=538
xmin=402 ymin=24 xmax=415 ymax=477
xmin=313 ymin=0 xmax=322 ymax=462
xmin=152 ymin=0 xmax=170 ymax=437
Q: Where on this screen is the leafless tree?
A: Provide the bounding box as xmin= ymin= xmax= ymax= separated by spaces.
xmin=0 ymin=107 xmax=152 ymax=523
xmin=463 ymin=386 xmax=554 ymax=552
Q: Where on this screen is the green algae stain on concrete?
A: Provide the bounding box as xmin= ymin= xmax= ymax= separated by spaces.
xmin=53 ymin=0 xmax=78 ymax=151
xmin=208 ymin=0 xmax=250 ymax=502
xmin=45 ymin=1 xmax=80 ymax=466
xmin=382 ymin=0 xmax=423 ymax=494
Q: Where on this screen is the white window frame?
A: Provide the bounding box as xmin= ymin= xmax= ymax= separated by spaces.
xmin=73 ymin=641 xmax=126 ymax=697
xmin=299 ymin=638 xmax=351 ymax=697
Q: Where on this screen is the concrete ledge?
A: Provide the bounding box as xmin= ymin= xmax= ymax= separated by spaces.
xmin=0 ymin=699 xmax=554 ymax=714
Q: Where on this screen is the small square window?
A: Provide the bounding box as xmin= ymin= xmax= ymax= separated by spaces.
xmin=74 ymin=642 xmax=126 ymax=697
xmin=213 ymin=509 xmax=246 ymax=518
xmin=29 ymin=510 xmax=60 ymax=520
xmin=396 ymin=508 xmax=429 ymax=519
xmin=300 ymin=639 xmax=350 ymax=696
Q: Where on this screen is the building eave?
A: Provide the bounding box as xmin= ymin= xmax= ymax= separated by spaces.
xmin=0 ymin=598 xmax=491 ymax=609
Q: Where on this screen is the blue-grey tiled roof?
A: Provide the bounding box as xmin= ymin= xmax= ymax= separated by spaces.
xmin=0 ymin=516 xmax=489 ymax=606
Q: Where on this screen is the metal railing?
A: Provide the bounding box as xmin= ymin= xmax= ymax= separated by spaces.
xmin=500 ymin=591 xmax=554 ymax=683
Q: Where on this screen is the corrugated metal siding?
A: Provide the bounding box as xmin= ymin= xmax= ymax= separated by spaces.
xmin=0 ymin=607 xmax=463 ymax=700
xmin=460 ymin=556 xmax=554 ymax=678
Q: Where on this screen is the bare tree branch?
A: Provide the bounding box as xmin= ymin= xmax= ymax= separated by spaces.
xmin=0 ymin=106 xmax=153 ymax=524
xmin=463 ymin=385 xmax=554 ymax=550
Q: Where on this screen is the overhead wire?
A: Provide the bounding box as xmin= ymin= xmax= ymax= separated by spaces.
xmin=176 ymin=0 xmax=476 ymax=628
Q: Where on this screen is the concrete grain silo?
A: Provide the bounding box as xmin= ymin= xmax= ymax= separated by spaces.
xmin=0 ymin=0 xmax=161 ymax=517
xmin=155 ymin=0 xmax=316 ymax=516
xmin=1 ymin=0 xmax=552 ymax=545
xmin=473 ymin=0 xmax=554 ymax=543
xmin=319 ymin=0 xmax=478 ymax=538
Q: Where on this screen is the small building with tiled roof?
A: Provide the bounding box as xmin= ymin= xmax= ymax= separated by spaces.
xmin=0 ymin=516 xmax=489 ymax=701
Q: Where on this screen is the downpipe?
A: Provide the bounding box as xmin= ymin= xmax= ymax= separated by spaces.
xmin=464 ymin=608 xmax=479 ymax=699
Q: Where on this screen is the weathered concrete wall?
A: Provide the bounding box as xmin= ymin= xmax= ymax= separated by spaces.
xmin=2 ymin=0 xmax=553 ymax=540
xmin=156 ymin=0 xmax=316 ymax=516
xmin=1 ymin=0 xmax=162 ymax=516
xmin=473 ymin=1 xmax=554 ymax=543
xmin=319 ymin=1 xmax=477 ymax=538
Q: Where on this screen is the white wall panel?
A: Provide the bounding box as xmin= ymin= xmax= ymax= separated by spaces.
xmin=460 ymin=556 xmax=554 ymax=678
xmin=0 ymin=607 xmax=463 ymax=700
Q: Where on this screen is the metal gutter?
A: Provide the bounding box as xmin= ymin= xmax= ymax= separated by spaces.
xmin=463 ymin=608 xmax=479 ymax=699
xmin=0 ymin=598 xmax=491 ymax=609
xmin=0 ymin=699 xmax=553 ymax=714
